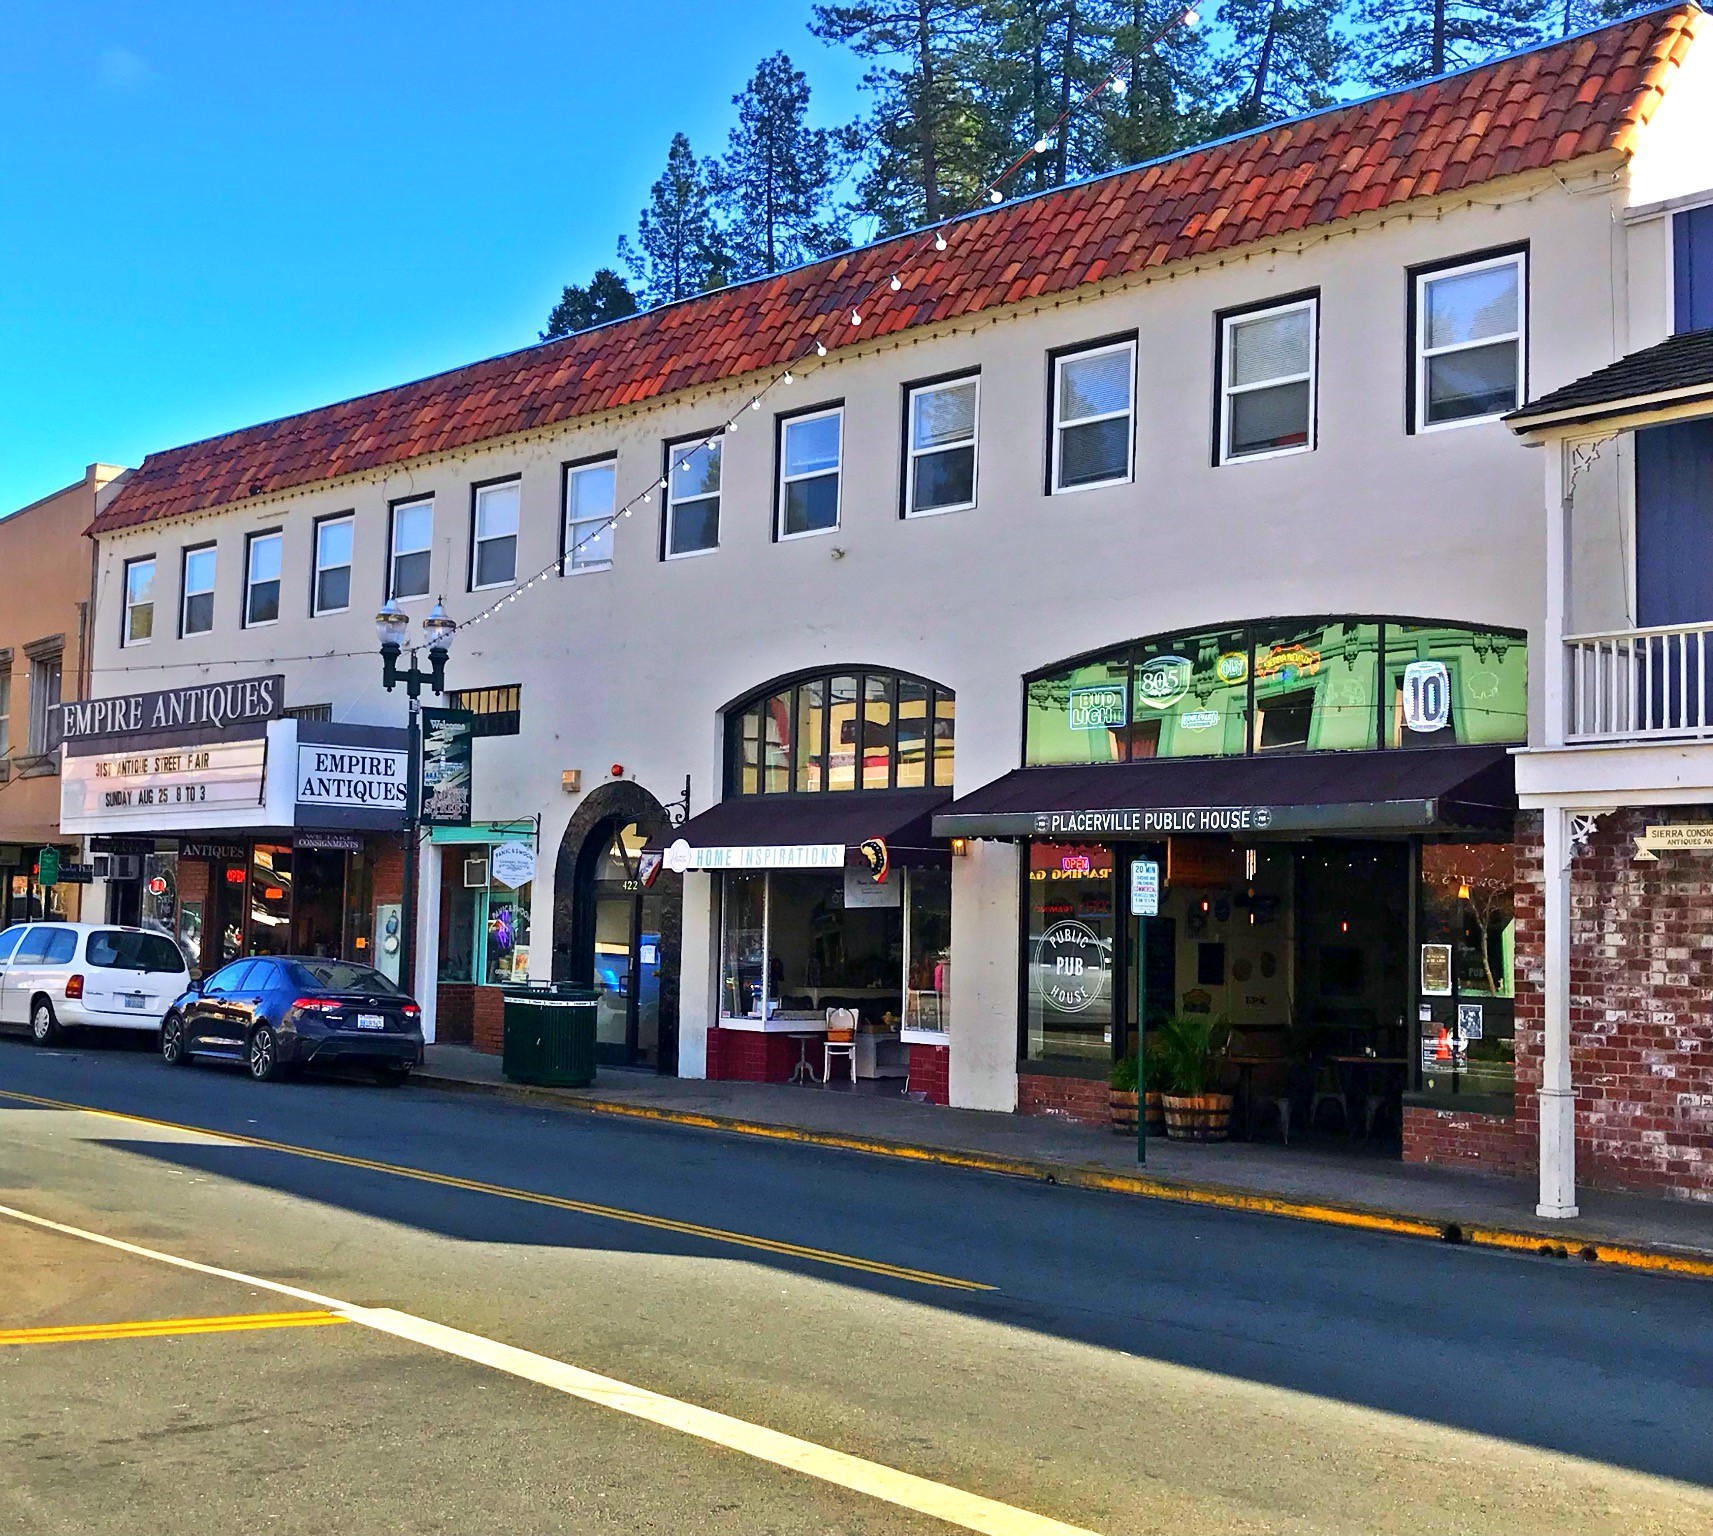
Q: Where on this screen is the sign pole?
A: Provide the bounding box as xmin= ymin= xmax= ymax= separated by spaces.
xmin=401 ymin=692 xmax=420 ymax=1001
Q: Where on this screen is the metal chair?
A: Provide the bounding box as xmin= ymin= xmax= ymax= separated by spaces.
xmin=823 ymin=1007 xmax=857 ymax=1087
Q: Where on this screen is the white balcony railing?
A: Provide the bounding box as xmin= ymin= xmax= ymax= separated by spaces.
xmin=1565 ymin=621 xmax=1713 ymax=742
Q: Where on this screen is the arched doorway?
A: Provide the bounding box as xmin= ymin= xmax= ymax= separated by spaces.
xmin=553 ymin=783 xmax=680 ymax=1071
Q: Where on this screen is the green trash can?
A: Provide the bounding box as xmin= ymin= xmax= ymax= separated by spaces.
xmin=502 ymin=985 xmax=599 ymax=1087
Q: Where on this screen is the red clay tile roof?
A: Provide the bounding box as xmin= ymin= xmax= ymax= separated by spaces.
xmin=94 ymin=6 xmax=1704 ymax=535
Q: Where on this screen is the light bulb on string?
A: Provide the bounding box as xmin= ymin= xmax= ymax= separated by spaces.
xmin=934 ymin=232 xmax=947 ymax=251
xmin=749 ymin=397 xmax=761 ymax=410
xmin=1183 ymin=6 xmax=1200 ymax=24
xmin=850 ymin=309 xmax=862 ymax=325
xmin=815 ymin=341 xmax=827 ymax=356
xmin=889 ymin=275 xmax=901 ymax=291
xmin=1033 ymin=138 xmax=1049 ymax=154
xmin=988 ymin=189 xmax=1002 ymax=204
xmin=782 ymin=371 xmax=793 ymax=384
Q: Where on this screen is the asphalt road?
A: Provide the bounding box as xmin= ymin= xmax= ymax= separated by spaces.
xmin=1 ymin=1033 xmax=1710 ymax=1536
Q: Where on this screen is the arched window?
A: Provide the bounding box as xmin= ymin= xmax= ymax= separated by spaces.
xmin=1023 ymin=617 xmax=1525 ymax=766
xmin=725 ymin=669 xmax=955 ymax=796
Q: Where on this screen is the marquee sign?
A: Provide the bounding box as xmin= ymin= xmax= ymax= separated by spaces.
xmin=57 ymin=675 xmax=284 ymax=744
xmin=61 ymin=739 xmax=267 ymax=825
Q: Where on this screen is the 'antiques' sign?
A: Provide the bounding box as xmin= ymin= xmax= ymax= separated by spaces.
xmin=296 ymin=745 xmax=408 ymax=810
xmin=1632 ymin=823 xmax=1713 ymax=861
xmin=57 ymin=675 xmax=284 ymax=744
xmin=61 ymin=739 xmax=267 ymax=825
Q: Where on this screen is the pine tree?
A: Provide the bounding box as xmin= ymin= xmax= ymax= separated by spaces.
xmin=620 ymin=133 xmax=732 ymax=307
xmin=1550 ymin=0 xmax=1650 ymax=37
xmin=1212 ymin=0 xmax=1348 ymax=131
xmin=811 ymin=0 xmax=991 ymax=232
xmin=1353 ymin=0 xmax=1551 ymax=90
xmin=1087 ymin=0 xmax=1218 ymax=171
xmin=540 ymin=268 xmax=639 ymax=340
xmin=713 ymin=53 xmax=851 ymax=279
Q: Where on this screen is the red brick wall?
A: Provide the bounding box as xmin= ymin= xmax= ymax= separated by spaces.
xmin=437 ymin=982 xmax=502 ymax=1052
xmin=1411 ymin=808 xmax=1713 ymax=1202
xmin=705 ymin=1025 xmax=804 ymax=1082
xmin=1402 ymin=1106 xmax=1527 ymax=1174
xmin=1017 ymin=1071 xmax=1108 ymax=1128
xmin=907 ymin=1043 xmax=949 ymax=1104
xmin=372 ymin=836 xmax=405 ymax=907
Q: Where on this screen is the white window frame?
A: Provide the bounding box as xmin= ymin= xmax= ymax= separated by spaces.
xmin=664 ymin=436 xmax=722 ymax=561
xmin=470 ymin=479 xmax=521 ymax=592
xmin=243 ymin=530 xmax=283 ymax=629
xmin=1413 ymin=251 xmax=1526 ymax=435
xmin=905 ymin=375 xmax=980 ymax=517
xmin=389 ymin=498 xmax=434 ymax=602
xmin=563 ymin=458 xmax=616 ymax=574
xmin=0 ymin=671 xmax=11 ymax=761
xmin=1050 ymin=338 xmax=1137 ymax=495
xmin=122 ymin=555 xmax=156 ymax=647
xmin=27 ymin=653 xmax=62 ymax=755
xmin=1218 ymin=297 xmax=1318 ymax=466
xmin=180 ymin=544 xmax=217 ymax=637
xmin=776 ymin=406 xmax=844 ymax=541
xmin=312 ymin=514 xmax=354 ymax=617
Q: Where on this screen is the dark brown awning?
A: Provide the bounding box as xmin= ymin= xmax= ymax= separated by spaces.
xmin=649 ymin=788 xmax=951 ymax=870
xmin=931 ymin=745 xmax=1515 ymax=841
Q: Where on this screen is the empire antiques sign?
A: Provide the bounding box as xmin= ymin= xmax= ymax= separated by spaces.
xmin=296 ymin=745 xmax=408 ymax=810
xmin=61 ymin=739 xmax=268 ymax=823
xmin=57 ymin=675 xmax=284 ymax=744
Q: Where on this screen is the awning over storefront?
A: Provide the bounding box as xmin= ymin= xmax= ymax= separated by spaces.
xmin=931 ymin=745 xmax=1515 ymax=840
xmin=653 ymin=788 xmax=951 ymax=870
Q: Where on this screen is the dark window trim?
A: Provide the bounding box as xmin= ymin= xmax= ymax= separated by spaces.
xmin=660 ymin=428 xmax=727 ymax=562
xmin=467 ymin=473 xmax=522 ymax=593
xmin=1021 ymin=613 xmax=1529 ymax=759
xmin=1405 ymin=241 xmax=1529 ymax=435
xmin=719 ymin=665 xmax=954 ymax=799
xmin=241 ymin=527 xmax=284 ymax=630
xmin=560 ymin=451 xmax=619 ymax=574
xmin=447 ymin=682 xmax=522 ymax=739
xmin=1044 ymin=329 xmax=1139 ymax=497
xmin=386 ymin=494 xmax=434 ymax=602
xmin=898 ymin=367 xmax=981 ymax=520
xmin=310 ymin=510 xmax=355 ymax=618
xmin=771 ymin=397 xmax=844 ymax=544
xmin=178 ymin=541 xmax=217 ymax=639
xmin=120 ymin=553 xmax=156 ymax=648
xmin=1210 ymin=288 xmax=1321 ymax=468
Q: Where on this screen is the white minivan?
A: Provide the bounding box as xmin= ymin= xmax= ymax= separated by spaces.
xmin=0 ymin=922 xmax=191 ymax=1044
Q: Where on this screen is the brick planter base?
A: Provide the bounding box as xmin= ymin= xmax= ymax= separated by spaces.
xmin=438 ymin=983 xmax=504 ymax=1054
xmin=906 ymin=1042 xmax=949 ymax=1104
xmin=1017 ymin=1071 xmax=1109 ymax=1128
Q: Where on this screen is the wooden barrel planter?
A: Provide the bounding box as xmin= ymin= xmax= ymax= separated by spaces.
xmin=1162 ymin=1092 xmax=1233 ymax=1142
xmin=1144 ymin=1091 xmax=1166 ymax=1135
xmin=1109 ymin=1088 xmax=1139 ymax=1134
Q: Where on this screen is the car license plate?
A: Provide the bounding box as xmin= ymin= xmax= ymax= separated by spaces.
xmin=357 ymin=1013 xmax=385 ymax=1031
xmin=124 ymin=995 xmax=147 ymax=1010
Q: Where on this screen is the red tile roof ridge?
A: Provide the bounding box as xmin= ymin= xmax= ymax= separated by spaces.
xmin=93 ymin=4 xmax=1705 ymax=536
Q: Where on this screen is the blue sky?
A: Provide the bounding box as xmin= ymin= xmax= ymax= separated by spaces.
xmin=0 ymin=1 xmax=867 ymax=510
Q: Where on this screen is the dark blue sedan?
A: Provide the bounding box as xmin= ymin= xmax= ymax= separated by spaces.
xmin=161 ymin=955 xmax=424 ymax=1084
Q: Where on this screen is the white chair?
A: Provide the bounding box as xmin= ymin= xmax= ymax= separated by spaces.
xmin=823 ymin=1007 xmax=857 ymax=1086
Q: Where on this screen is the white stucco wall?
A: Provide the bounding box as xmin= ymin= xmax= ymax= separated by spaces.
xmin=87 ymin=164 xmax=1675 ymax=1109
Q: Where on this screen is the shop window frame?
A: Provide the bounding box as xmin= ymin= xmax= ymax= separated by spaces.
xmin=1407 ymin=244 xmax=1528 ymax=435
xmin=1214 ymin=291 xmax=1319 ymax=466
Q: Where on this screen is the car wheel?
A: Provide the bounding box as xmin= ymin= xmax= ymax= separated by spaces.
xmin=374 ymin=1065 xmax=412 ymax=1087
xmin=29 ymin=999 xmax=61 ymax=1046
xmin=247 ymin=1024 xmax=283 ymax=1083
xmin=160 ymin=1014 xmax=190 ymax=1066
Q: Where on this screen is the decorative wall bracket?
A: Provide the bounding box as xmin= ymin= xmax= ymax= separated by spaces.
xmin=1563 ymin=433 xmax=1618 ymax=502
xmin=1562 ymin=810 xmax=1610 ymax=871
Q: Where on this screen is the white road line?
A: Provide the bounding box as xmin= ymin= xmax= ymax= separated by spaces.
xmin=0 ymin=1202 xmax=1099 ymax=1536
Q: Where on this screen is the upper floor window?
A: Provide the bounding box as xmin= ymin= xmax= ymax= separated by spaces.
xmin=777 ymin=406 xmax=842 ymax=539
xmin=180 ymin=545 xmax=216 ymax=636
xmin=0 ymin=669 xmax=11 ymax=759
xmin=725 ymin=668 xmax=955 ymax=796
xmin=665 ymin=436 xmax=721 ymax=558
xmin=1412 ymin=250 xmax=1525 ymax=431
xmin=1673 ymin=204 xmax=1713 ymax=334
xmin=447 ymin=683 xmax=521 ymax=738
xmin=905 ymin=374 xmax=978 ymax=516
xmin=1024 ymin=616 xmax=1527 ymax=766
xmin=563 ymin=458 xmax=615 ymax=572
xmin=1219 ymin=297 xmax=1316 ymax=463
xmin=389 ymin=498 xmax=433 ymax=600
xmin=28 ymin=652 xmax=62 ymax=755
xmin=1051 ymin=338 xmax=1135 ymax=493
xmin=313 ymin=514 xmax=353 ymax=616
xmin=244 ymin=530 xmax=282 ymax=627
xmin=122 ymin=556 xmax=155 ymax=646
xmin=471 ymin=479 xmax=520 ymax=590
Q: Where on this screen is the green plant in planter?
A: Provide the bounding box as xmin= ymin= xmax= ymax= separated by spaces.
xmin=1153 ymin=1015 xmax=1232 ymax=1097
xmin=1108 ymin=1052 xmax=1139 ymax=1092
xmin=1143 ymin=1030 xmax=1173 ymax=1096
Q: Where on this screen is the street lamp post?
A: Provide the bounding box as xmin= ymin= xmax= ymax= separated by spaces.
xmin=375 ymin=598 xmax=456 ymax=1002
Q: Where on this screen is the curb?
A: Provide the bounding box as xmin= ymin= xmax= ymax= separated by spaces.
xmin=416 ymin=1068 xmax=1713 ymax=1282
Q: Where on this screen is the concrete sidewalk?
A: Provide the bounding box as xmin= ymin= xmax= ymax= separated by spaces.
xmin=419 ymin=1043 xmax=1713 ymax=1273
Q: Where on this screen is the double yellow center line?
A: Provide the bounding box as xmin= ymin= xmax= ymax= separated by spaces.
xmin=0 ymin=1088 xmax=990 ymax=1292
xmin=0 ymin=1310 xmax=347 ymax=1347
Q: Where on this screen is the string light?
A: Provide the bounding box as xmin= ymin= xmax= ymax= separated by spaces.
xmin=934 ymin=233 xmax=947 ymax=251
xmin=1033 ymin=137 xmax=1049 ymax=153
xmin=850 ymin=309 xmax=862 ymax=324
xmin=889 ymin=275 xmax=902 ymax=291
